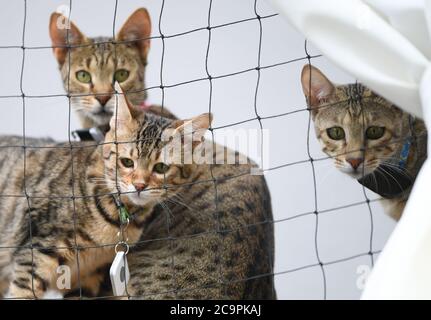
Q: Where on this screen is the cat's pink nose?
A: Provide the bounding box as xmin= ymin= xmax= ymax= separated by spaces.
xmin=346 ymin=158 xmax=364 ymax=170
xmin=96 ymin=95 xmax=112 ymax=106
xmin=134 ymin=183 xmax=147 ymax=193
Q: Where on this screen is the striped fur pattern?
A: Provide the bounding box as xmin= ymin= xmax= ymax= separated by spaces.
xmin=302 ymin=65 xmax=427 ymax=220
xmin=0 ymin=93 xmax=212 ymax=298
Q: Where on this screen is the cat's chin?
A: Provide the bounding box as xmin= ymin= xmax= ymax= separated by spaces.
xmin=127 ymin=192 xmax=159 ymax=207
xmin=76 ymin=109 xmax=113 ymax=127
xmin=338 ymin=167 xmax=373 ymax=179
xmin=347 ymin=172 xmax=370 ymax=179
xmin=87 ymin=110 xmax=113 ymax=126
xmin=346 ymin=169 xmax=377 ymax=180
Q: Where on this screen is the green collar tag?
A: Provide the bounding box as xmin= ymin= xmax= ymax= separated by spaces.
xmin=119 ymin=205 xmax=130 ymax=225
xmin=112 ymin=194 xmax=131 ymax=225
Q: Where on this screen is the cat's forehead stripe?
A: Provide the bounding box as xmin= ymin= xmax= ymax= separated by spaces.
xmin=85 ymin=57 xmax=91 ymax=69
xmin=136 ymin=115 xmax=171 ymax=158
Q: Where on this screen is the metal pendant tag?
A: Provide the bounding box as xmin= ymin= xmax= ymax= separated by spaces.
xmin=110 ymin=251 xmax=130 ymax=297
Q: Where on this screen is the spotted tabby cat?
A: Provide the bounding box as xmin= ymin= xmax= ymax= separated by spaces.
xmin=122 ymin=148 xmax=275 ymax=299
xmin=0 ymin=84 xmax=213 ymax=298
xmin=49 ymin=8 xmax=175 ymax=130
xmin=301 ymin=65 xmax=427 ymax=220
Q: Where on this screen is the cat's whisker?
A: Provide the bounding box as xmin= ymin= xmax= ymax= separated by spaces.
xmin=71 ymin=104 xmax=90 ymax=112
xmin=376 ymin=156 xmax=413 ymax=168
xmin=169 ymin=191 xmax=189 ymax=203
xmin=316 ymin=162 xmax=337 ymax=186
xmin=157 ymin=200 xmax=175 ymax=220
xmin=167 ymin=194 xmax=200 ymax=215
xmin=377 ymin=166 xmax=405 ymax=192
xmin=379 ymin=161 xmax=413 ymax=181
xmin=171 ymin=191 xmax=208 ymax=211
xmin=378 ymin=160 xmax=409 ymax=172
xmin=89 ymin=177 xmax=107 ymax=182
xmin=90 ymin=182 xmax=110 ymax=188
xmin=164 ymin=198 xmax=207 ymax=219
xmin=374 ymin=167 xmax=393 ymax=189
xmin=371 ymin=171 xmax=378 ymax=190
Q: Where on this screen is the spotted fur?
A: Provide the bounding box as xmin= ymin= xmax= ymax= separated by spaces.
xmin=123 ymin=160 xmax=276 ymax=300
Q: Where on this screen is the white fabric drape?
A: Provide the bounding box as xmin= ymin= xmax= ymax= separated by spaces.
xmin=268 ymin=0 xmax=431 ymax=299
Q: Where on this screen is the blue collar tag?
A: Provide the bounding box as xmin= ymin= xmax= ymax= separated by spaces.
xmin=398 ymin=138 xmax=411 ymax=169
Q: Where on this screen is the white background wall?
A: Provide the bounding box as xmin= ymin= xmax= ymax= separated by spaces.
xmin=0 ymin=0 xmax=396 ymax=299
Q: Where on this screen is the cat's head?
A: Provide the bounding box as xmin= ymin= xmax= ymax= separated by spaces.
xmin=102 ymin=83 xmax=212 ymax=207
xmin=301 ymin=65 xmax=410 ymax=179
xmin=49 ymin=8 xmax=151 ymax=126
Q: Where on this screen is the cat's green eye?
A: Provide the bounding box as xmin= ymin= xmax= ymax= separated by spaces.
xmin=326 ymin=126 xmax=345 ymax=140
xmin=153 ymin=162 xmax=170 ymax=174
xmin=366 ymin=126 xmax=385 ymax=140
xmin=76 ymin=70 xmax=92 ymax=84
xmin=120 ymin=158 xmax=134 ymax=168
xmin=114 ymin=69 xmax=130 ymax=83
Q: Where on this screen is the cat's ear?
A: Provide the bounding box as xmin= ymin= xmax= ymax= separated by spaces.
xmin=301 ymin=65 xmax=335 ymax=109
xmin=49 ymin=13 xmax=85 ymax=66
xmin=117 ymin=8 xmax=151 ymax=62
xmin=104 ymin=82 xmax=135 ymax=158
xmin=170 ymin=113 xmax=213 ymax=149
xmin=110 ymin=82 xmax=134 ymax=130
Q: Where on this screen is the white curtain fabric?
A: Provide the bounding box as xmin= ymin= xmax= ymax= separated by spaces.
xmin=268 ymin=0 xmax=431 ymax=299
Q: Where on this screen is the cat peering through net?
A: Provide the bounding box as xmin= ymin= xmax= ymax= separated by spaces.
xmin=302 ymin=65 xmax=427 ymax=222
